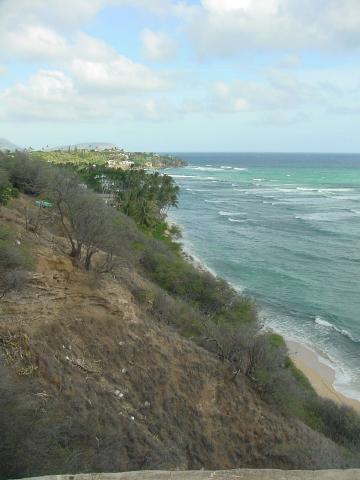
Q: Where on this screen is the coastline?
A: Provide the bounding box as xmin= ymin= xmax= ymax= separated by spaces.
xmin=168 ymin=214 xmax=360 ymax=413
xmin=286 ymin=339 xmax=360 ymax=413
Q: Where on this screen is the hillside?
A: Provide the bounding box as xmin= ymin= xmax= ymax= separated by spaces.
xmin=31 ymin=148 xmax=186 ymax=169
xmin=0 ymin=196 xmax=353 ymax=477
xmin=1 ymin=152 xmax=360 ymax=478
xmin=48 ymin=142 xmax=119 ymax=151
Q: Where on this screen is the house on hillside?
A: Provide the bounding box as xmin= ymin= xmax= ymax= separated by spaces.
xmin=107 ymin=159 xmax=134 ymax=169
xmin=121 ymin=160 xmax=135 ymax=169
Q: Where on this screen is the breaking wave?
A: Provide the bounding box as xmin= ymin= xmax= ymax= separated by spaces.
xmin=315 ymin=316 xmax=359 ymax=343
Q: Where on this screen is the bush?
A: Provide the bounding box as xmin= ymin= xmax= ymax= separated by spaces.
xmin=199 ymin=325 xmax=315 ymax=416
xmin=151 ymin=289 xmax=206 ymax=338
xmin=2 ymin=152 xmax=52 ymax=195
xmin=0 ymin=168 xmax=18 ymax=206
xmin=305 ymin=397 xmax=360 ymax=450
xmin=0 ymin=169 xmax=10 ymax=205
xmin=140 ymin=247 xmax=257 ymax=324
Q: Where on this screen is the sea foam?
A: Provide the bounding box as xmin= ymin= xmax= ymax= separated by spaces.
xmin=228 ymin=218 xmax=246 ymax=223
xmin=315 ymin=316 xmax=359 ymax=343
xmin=171 ymin=153 xmax=360 ymax=401
xmin=170 ymin=174 xmax=215 ymax=180
xmin=218 ymin=211 xmax=246 ymax=217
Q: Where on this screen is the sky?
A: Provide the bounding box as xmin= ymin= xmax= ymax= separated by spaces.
xmin=0 ymin=0 xmax=360 ymax=152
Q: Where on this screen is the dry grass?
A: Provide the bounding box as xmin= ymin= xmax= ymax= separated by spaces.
xmin=0 ymin=198 xmax=358 ymax=479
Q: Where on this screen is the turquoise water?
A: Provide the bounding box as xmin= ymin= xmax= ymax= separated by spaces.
xmin=167 ymin=153 xmax=360 ymax=400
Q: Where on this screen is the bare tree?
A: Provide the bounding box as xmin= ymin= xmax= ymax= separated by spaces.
xmin=201 ymin=321 xmax=267 ymax=380
xmin=23 ymin=204 xmax=52 ymax=235
xmin=48 ymin=171 xmax=117 ymax=270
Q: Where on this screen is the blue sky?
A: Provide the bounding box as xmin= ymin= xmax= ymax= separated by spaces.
xmin=0 ymin=0 xmax=360 ymax=152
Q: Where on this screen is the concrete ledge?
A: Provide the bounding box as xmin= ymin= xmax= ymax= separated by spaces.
xmin=19 ymin=470 xmax=360 ymax=480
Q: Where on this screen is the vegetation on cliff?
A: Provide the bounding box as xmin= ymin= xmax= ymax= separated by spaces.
xmin=31 ymin=147 xmax=186 ymax=169
xmin=0 ymin=151 xmax=360 ymax=479
xmin=0 ymin=168 xmax=18 ymax=206
xmin=75 ymin=164 xmax=180 ymax=232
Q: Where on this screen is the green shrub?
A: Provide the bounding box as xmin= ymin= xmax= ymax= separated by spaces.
xmin=305 ymin=397 xmax=360 ymax=450
xmin=2 ymin=152 xmax=52 ymax=195
xmin=0 ymin=169 xmax=18 ymax=206
xmin=286 ymin=358 xmax=316 ymax=395
xmin=151 ymin=289 xmax=205 ymax=338
xmin=270 ymin=333 xmax=286 ymax=348
xmin=140 ymin=247 xmax=257 ymax=324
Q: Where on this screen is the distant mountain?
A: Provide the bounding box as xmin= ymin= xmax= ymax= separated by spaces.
xmin=0 ymin=138 xmax=19 ymax=151
xmin=47 ymin=142 xmax=119 ymax=151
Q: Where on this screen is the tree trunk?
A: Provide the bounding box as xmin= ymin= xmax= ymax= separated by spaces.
xmin=84 ymin=250 xmax=94 ymax=271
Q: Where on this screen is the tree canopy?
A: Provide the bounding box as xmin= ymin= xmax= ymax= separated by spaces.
xmin=76 ymin=165 xmax=180 ymax=229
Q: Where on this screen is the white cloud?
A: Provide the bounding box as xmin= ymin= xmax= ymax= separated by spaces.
xmin=210 ymin=71 xmax=337 ymax=116
xmin=0 ymin=0 xmax=176 ymax=32
xmin=9 ymin=70 xmax=74 ymax=103
xmin=203 ymin=0 xmax=251 ymax=12
xmin=0 ymin=20 xmax=171 ymax=94
xmin=3 ymin=25 xmax=68 ymax=62
xmin=74 ymin=33 xmax=118 ymax=62
xmin=70 ymin=56 xmax=171 ymax=93
xmin=0 ymin=0 xmax=176 ymax=124
xmin=1 ymin=0 xmax=359 ymax=134
xmin=2 ymin=62 xmax=357 ymax=126
xmin=212 ymin=82 xmax=250 ymax=112
xmin=0 ymin=0 xmax=179 ymax=66
xmin=181 ymin=0 xmax=360 ymax=56
xmin=0 ymin=0 xmax=175 ymax=98
xmin=203 ymin=0 xmax=278 ymax=15
xmin=141 ymin=29 xmax=177 ymax=62
xmin=0 ymin=70 xmax=87 ymax=122
xmin=69 ymin=34 xmax=172 ymax=93
xmin=0 ymin=0 xmax=106 ymax=31
xmin=0 ymin=18 xmax=133 ymax=65
xmin=0 ymin=68 xmax=174 ymax=123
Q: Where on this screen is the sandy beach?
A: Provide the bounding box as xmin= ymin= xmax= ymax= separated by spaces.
xmin=286 ymin=339 xmax=360 ymax=413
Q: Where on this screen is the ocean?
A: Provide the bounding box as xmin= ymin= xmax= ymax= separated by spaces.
xmin=166 ymin=153 xmax=360 ymax=401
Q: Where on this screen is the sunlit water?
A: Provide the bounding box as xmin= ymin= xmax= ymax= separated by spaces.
xmin=166 ymin=153 xmax=360 ymax=400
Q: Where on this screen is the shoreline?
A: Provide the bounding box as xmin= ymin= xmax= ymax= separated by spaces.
xmin=286 ymin=339 xmax=360 ymax=413
xmin=168 ymin=215 xmax=360 ymax=413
